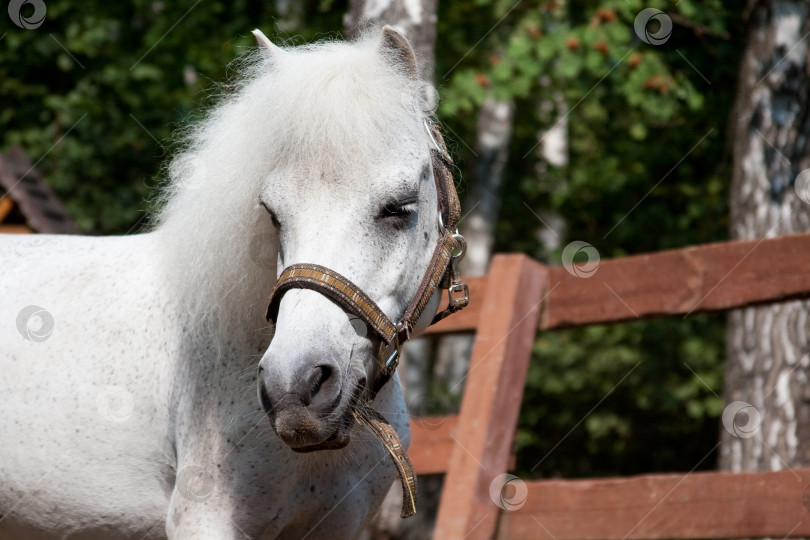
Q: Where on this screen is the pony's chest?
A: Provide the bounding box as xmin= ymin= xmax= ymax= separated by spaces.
xmin=213 ymin=437 xmax=397 ymax=539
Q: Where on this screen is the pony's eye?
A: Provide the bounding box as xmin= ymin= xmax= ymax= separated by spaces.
xmin=381 ymin=202 xmax=414 ymax=219
xmin=260 ymin=201 xmax=281 ymax=229
xmin=377 ymin=197 xmax=417 ymax=228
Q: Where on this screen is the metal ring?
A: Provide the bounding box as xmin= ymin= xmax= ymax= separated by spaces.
xmin=437 ymin=211 xmax=444 ymax=233
xmin=423 ymin=118 xmax=442 ymax=153
xmin=451 ymin=233 xmax=467 ymax=260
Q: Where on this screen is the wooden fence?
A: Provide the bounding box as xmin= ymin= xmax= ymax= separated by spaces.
xmin=409 ymin=232 xmax=810 ymax=539
xmin=0 ymin=148 xmax=80 ymax=234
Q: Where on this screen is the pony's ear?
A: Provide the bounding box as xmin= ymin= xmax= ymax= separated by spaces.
xmin=252 ymin=29 xmax=284 ymax=59
xmin=380 ymin=25 xmax=418 ymax=79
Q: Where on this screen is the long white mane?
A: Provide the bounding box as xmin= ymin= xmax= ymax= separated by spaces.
xmin=153 ymin=31 xmax=428 ymax=347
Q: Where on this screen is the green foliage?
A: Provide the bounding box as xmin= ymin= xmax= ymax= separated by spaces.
xmin=1 ymin=0 xmax=345 ymax=233
xmin=517 ymin=315 xmax=725 ymax=477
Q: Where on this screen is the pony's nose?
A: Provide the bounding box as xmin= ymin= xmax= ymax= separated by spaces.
xmin=257 ymin=362 xmax=341 ymax=417
xmin=258 ymin=360 xmax=346 ymax=450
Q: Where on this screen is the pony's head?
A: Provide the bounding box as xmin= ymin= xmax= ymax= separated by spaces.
xmin=251 ymin=27 xmax=447 ymax=451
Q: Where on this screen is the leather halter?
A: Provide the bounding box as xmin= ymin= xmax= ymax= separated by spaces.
xmin=265 ymin=119 xmax=469 ymax=388
xmin=264 ymin=119 xmax=468 ymax=518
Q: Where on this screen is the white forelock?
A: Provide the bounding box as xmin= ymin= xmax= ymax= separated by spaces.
xmin=152 ymin=30 xmax=431 ymax=347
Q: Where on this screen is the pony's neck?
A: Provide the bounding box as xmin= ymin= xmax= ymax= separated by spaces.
xmin=154 ymin=207 xmax=277 ymax=360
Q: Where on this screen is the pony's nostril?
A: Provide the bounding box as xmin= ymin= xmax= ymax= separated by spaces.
xmin=308 ymin=365 xmax=333 ymax=402
xmin=259 ymin=379 xmax=273 ymax=416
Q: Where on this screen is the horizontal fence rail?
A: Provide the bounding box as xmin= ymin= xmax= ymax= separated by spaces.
xmin=499 ymin=468 xmax=810 ymax=540
xmin=425 ymin=232 xmax=810 ymax=335
xmin=409 ymin=415 xmax=458 ymax=475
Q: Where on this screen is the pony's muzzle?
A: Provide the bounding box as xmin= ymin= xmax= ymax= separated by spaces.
xmin=257 ymin=361 xmax=349 ymax=450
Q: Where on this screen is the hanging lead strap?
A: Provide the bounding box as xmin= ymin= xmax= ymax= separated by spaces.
xmin=352 ymin=406 xmax=417 ymax=518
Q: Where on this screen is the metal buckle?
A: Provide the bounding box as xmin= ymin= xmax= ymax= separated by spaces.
xmin=448 ymin=282 xmax=469 ymax=309
xmin=383 ymin=346 xmax=399 ymax=376
xmin=380 ymin=327 xmax=404 ymax=377
xmin=444 ymin=233 xmax=469 ymax=310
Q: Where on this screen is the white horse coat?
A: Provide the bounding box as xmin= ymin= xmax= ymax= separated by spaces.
xmin=0 ymin=27 xmax=441 ymax=539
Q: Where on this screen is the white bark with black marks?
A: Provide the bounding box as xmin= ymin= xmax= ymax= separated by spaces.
xmin=344 ymin=0 xmax=437 ymax=83
xmin=723 ymin=0 xmax=810 ymax=472
xmin=460 ymin=97 xmax=515 ymax=277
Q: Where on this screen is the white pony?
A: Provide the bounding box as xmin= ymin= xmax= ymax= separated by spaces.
xmin=0 ymin=27 xmax=444 ymax=539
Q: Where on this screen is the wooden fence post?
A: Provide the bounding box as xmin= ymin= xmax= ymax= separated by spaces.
xmin=433 ymin=254 xmax=547 ymax=539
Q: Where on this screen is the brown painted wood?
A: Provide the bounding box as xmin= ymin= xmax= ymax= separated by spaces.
xmin=0 ymin=197 xmax=14 ymax=223
xmin=498 ymin=468 xmax=810 ymax=539
xmin=409 ymin=415 xmax=458 ymax=475
xmin=424 ymin=233 xmax=810 ymax=336
xmin=0 ymin=224 xmax=33 ymax=234
xmin=415 ymin=237 xmax=810 ymax=538
xmin=542 ymin=232 xmax=810 ymax=329
xmin=433 ymin=254 xmax=547 ymax=539
xmin=0 ymin=148 xmax=80 ymax=234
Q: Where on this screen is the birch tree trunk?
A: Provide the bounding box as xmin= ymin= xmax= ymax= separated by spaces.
xmin=344 ymin=0 xmax=437 ymax=83
xmin=460 ymin=98 xmax=516 ymax=276
xmin=722 ymin=0 xmax=810 ymax=472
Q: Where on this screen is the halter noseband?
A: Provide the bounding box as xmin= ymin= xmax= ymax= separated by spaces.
xmin=265 ymin=119 xmax=469 ymax=389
